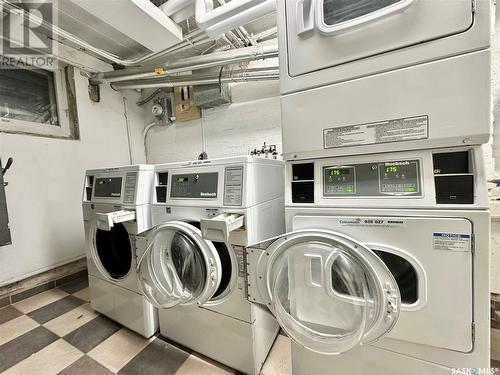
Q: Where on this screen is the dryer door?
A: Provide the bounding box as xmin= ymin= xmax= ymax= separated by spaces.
xmin=137 ymin=221 xmax=222 ymax=308
xmin=286 ymin=0 xmax=474 ymax=77
xmin=264 ymin=229 xmax=401 ymax=355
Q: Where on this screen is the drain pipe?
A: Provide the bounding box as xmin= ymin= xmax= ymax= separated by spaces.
xmin=111 ymin=67 xmax=279 ymax=90
xmin=90 ymin=44 xmax=278 ymax=85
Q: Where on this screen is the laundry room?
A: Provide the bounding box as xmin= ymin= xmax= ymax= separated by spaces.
xmin=0 ymin=1 xmax=499 ymax=374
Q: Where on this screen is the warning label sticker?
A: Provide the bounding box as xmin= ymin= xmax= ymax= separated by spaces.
xmin=433 ymin=233 xmax=471 ymax=252
xmin=324 ymin=115 xmax=429 ymax=149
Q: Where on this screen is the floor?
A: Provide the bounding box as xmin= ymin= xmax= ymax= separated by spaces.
xmin=1 ymin=276 xmax=499 ymax=374
xmin=0 ymin=277 xmax=292 ymax=375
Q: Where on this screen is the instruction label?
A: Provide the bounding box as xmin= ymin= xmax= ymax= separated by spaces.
xmin=324 ymin=115 xmax=429 ymax=149
xmin=123 ymin=172 xmax=138 ymax=204
xmin=233 ymin=246 xmax=246 ymax=287
xmin=224 ymin=166 xmax=243 ymax=206
xmin=433 ymin=233 xmax=471 ymax=252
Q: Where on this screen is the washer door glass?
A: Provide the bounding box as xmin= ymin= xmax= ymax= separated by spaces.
xmin=92 ymin=223 xmax=132 ymax=280
xmin=137 ymin=221 xmax=222 ymax=308
xmin=265 ymin=230 xmax=401 ymax=355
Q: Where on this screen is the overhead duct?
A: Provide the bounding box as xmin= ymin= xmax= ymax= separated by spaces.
xmin=110 ymin=67 xmax=279 ymax=90
xmin=90 ymin=44 xmax=278 ymax=85
xmin=195 ymin=0 xmax=276 ymax=37
xmin=0 ymin=0 xmax=192 ymax=67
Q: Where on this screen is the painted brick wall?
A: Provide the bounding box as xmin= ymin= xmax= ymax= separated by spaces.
xmin=145 ymin=79 xmax=282 ymax=164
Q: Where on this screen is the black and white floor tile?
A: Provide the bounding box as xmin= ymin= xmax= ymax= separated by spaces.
xmin=0 ymin=278 xmax=292 ymax=375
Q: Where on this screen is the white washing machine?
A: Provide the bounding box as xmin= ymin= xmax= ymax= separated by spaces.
xmin=135 ymin=156 xmax=285 ymax=374
xmin=277 ymin=0 xmax=492 ymax=160
xmin=82 ymin=165 xmax=158 ymax=338
xmin=245 ymin=146 xmax=490 ymax=374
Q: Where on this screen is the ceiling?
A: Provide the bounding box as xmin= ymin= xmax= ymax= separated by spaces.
xmin=9 ymin=0 xmax=277 ymax=70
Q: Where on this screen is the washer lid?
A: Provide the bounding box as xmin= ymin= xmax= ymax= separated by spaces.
xmin=264 ymin=230 xmax=400 ymax=355
xmin=137 ymin=221 xmax=222 ymax=308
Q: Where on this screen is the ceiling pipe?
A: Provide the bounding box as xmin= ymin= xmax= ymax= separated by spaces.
xmin=110 ymin=67 xmax=279 ymax=90
xmin=195 ymin=0 xmax=275 ymax=38
xmin=90 ymin=43 xmax=278 ymax=85
xmin=0 ymin=0 xmax=212 ymax=68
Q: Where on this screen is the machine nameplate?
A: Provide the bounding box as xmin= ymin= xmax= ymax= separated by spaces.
xmin=170 ymin=172 xmax=218 ymax=199
xmin=323 ymin=115 xmax=429 ymax=149
xmin=338 ymin=217 xmax=407 ymax=227
xmin=224 ymin=166 xmax=243 ymax=206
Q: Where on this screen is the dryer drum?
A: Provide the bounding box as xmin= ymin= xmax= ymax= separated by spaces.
xmin=186 ymin=221 xmax=232 ymax=300
xmin=95 ymin=223 xmax=133 ymax=279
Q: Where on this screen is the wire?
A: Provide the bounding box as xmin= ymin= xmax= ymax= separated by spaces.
xmin=137 ymin=89 xmax=162 ymax=106
xmin=122 ymin=97 xmax=134 ymax=165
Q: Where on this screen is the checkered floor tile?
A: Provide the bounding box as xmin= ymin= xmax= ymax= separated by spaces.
xmin=0 ymin=278 xmax=292 ymax=375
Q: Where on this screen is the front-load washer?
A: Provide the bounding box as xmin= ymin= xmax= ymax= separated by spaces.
xmin=135 ymin=156 xmax=285 ymax=374
xmin=82 ymin=165 xmax=158 ymax=338
xmin=245 ymin=146 xmax=490 ymax=374
xmin=277 ymin=0 xmax=492 ymax=159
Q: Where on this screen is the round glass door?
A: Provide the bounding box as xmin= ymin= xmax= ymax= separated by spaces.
xmin=265 ymin=230 xmax=401 ymax=355
xmin=90 ymin=223 xmax=132 ymax=280
xmin=137 ymin=221 xmax=222 ymax=308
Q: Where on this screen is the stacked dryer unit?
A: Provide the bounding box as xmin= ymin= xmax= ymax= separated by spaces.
xmin=135 ymin=156 xmax=285 ymax=375
xmin=232 ymin=1 xmax=492 ymax=374
xmin=82 ymin=165 xmax=158 ymax=338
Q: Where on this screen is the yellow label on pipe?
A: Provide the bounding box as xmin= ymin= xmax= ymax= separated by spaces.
xmin=154 ymin=68 xmax=165 ymax=75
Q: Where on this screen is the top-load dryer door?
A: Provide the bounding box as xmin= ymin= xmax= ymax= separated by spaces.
xmin=263 ymin=229 xmax=401 ymax=355
xmin=286 ymin=0 xmax=474 ymax=77
xmin=137 ymin=221 xmax=222 ymax=308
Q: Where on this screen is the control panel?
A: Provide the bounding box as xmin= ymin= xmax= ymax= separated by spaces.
xmin=170 ymin=172 xmax=218 ymax=199
xmin=94 ymin=177 xmax=122 ymax=198
xmin=322 ymin=160 xmax=421 ymax=197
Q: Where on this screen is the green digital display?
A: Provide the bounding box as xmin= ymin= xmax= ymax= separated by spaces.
xmin=329 ymin=169 xmax=349 ymax=176
xmin=386 ymin=166 xmax=398 ymax=173
xmin=177 ymin=177 xmax=188 ymax=183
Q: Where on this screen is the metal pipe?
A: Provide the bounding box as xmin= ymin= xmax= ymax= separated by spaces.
xmin=0 ymin=0 xmax=211 ymax=67
xmin=111 ymin=67 xmax=279 ymax=90
xmin=91 ymin=43 xmax=278 ymax=85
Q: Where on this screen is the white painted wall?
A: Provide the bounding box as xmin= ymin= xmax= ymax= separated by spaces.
xmin=490 ymin=2 xmax=500 ymax=294
xmin=145 ymin=79 xmax=282 ymax=164
xmin=0 ymin=68 xmax=146 ymax=285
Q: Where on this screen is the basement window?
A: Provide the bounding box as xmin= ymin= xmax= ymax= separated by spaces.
xmin=0 ymin=64 xmax=78 ymax=138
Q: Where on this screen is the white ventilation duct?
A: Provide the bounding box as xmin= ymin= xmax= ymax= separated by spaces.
xmin=195 ymin=0 xmax=276 ymax=37
xmin=160 ymin=0 xmax=196 ymax=22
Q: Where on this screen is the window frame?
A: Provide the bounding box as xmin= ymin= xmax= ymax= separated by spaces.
xmin=0 ymin=63 xmax=77 ymax=139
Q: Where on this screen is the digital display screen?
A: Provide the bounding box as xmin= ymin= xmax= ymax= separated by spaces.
xmin=380 ymin=161 xmax=419 ymax=194
xmin=94 ymin=177 xmax=122 ymax=198
xmin=324 ymin=166 xmax=355 ymax=195
xmin=329 ymin=169 xmax=350 ymax=176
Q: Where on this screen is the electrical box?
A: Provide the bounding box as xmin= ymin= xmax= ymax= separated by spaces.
xmin=0 ymin=160 xmax=11 ymax=246
xmin=174 ymin=86 xmax=201 ymax=122
xmin=193 ymin=84 xmax=231 ymax=109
